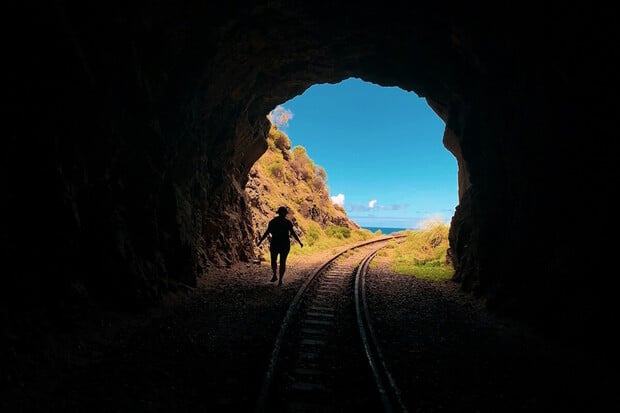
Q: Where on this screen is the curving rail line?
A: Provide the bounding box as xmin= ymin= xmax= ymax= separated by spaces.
xmin=355 ymin=249 xmax=409 ymax=413
xmin=255 ymin=234 xmax=407 ymax=413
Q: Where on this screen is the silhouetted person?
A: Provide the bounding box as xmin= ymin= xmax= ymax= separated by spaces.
xmin=257 ymin=206 xmax=303 ymax=286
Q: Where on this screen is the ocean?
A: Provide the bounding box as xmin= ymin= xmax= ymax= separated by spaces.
xmin=362 ymin=227 xmax=408 ymax=235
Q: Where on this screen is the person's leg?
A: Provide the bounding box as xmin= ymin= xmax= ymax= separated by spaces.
xmin=269 ymin=247 xmax=278 ymax=282
xmin=277 ymin=244 xmax=291 ymax=285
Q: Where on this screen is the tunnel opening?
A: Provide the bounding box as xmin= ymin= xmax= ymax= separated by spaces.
xmin=261 ymin=77 xmax=459 ymax=231
xmin=249 ymin=77 xmax=459 ymax=278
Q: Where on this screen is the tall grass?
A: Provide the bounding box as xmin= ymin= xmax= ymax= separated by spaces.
xmin=390 ymin=220 xmax=454 ymax=281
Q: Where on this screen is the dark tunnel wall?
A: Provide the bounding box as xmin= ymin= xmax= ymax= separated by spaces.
xmin=6 ymin=2 xmax=615 ymax=342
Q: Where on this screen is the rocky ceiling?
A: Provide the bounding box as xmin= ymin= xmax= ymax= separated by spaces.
xmin=6 ymin=2 xmax=615 ymax=343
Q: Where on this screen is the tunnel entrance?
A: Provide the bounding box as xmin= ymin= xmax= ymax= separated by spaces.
xmin=260 ymin=77 xmax=459 ymax=232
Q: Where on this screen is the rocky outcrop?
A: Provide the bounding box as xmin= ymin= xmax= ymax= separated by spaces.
xmin=6 ymin=2 xmax=614 ymax=341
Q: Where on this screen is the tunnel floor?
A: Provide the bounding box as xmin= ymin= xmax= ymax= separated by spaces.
xmin=2 ymin=249 xmax=611 ymax=412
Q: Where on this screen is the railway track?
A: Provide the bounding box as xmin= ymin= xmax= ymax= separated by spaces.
xmin=255 ymin=235 xmax=408 ymax=413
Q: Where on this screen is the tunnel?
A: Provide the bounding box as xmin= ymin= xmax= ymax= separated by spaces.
xmin=6 ymin=1 xmax=615 ymax=350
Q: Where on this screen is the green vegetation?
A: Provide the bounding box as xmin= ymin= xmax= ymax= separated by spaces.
xmin=291 ymin=146 xmax=315 ymax=182
xmin=389 ymin=219 xmax=454 ymax=281
xmin=267 ymin=159 xmax=284 ymax=179
xmin=285 ymin=221 xmax=454 ymax=284
xmin=271 ymin=128 xmax=291 ymax=153
xmin=325 ymin=225 xmax=351 ymax=239
xmin=285 ymin=226 xmax=374 ymax=257
xmin=256 ymin=126 xmax=334 ymax=210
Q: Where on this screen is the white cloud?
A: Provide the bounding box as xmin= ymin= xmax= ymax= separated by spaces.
xmin=368 ymin=199 xmax=377 ymax=208
xmin=331 ymin=193 xmax=345 ymax=206
xmin=267 ymin=105 xmax=294 ymax=128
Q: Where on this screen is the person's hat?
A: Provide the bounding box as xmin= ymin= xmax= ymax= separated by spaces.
xmin=276 ymin=206 xmax=288 ymax=215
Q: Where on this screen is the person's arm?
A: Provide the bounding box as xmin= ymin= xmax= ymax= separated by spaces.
xmin=290 ymin=225 xmax=303 ymax=247
xmin=257 ymin=226 xmax=270 ymax=247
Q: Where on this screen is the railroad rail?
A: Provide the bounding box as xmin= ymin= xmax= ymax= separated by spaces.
xmin=255 ymin=235 xmax=408 ymax=413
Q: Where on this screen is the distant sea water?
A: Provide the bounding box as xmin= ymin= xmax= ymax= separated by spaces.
xmin=362 ymin=227 xmax=408 ymax=235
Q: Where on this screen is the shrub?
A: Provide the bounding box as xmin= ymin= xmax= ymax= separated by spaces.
xmin=267 ymin=136 xmax=276 ymax=150
xmin=326 ymin=225 xmax=351 ymax=239
xmin=315 ymin=166 xmax=327 ymax=183
xmin=291 ymin=146 xmax=315 ymax=181
xmin=267 ymin=159 xmax=284 ymax=179
xmin=311 ymin=176 xmax=326 ymax=192
xmin=272 ymin=129 xmax=291 ymax=152
xmin=305 ymin=223 xmax=321 ymax=246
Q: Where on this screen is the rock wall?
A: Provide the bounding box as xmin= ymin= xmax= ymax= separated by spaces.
xmin=6 ymin=2 xmax=614 ymax=340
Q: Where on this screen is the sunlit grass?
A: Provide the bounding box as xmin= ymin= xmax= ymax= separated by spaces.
xmin=290 ymin=225 xmax=374 ymax=255
xmin=259 ymin=226 xmax=377 ymax=262
xmin=261 ymin=217 xmax=454 ymax=284
xmin=389 ymin=220 xmax=454 ymax=281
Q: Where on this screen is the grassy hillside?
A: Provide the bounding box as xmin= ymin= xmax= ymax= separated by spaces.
xmin=246 ymin=125 xmax=375 ymax=259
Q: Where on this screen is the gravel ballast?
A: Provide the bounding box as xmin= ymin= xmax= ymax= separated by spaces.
xmin=2 ymin=249 xmax=611 ymax=412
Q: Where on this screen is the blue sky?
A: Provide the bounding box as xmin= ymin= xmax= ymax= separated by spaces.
xmin=268 ymin=77 xmax=458 ymax=229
